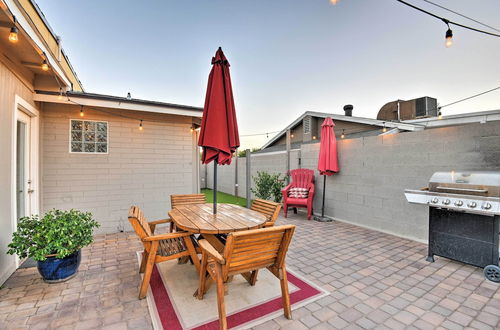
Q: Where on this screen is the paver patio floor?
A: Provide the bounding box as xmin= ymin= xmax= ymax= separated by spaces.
xmin=1 ymin=212 xmax=499 ymax=329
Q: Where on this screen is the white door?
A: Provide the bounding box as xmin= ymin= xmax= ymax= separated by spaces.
xmin=16 ymin=110 xmax=32 ymax=220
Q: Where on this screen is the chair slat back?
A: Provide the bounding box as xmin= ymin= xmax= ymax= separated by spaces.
xmin=128 ymin=206 xmax=152 ymax=240
xmin=223 ymin=225 xmax=295 ymax=278
xmin=290 ymin=169 xmax=314 ymax=189
xmin=171 ymin=194 xmax=206 ymax=208
xmin=251 ymin=199 xmax=281 ymax=225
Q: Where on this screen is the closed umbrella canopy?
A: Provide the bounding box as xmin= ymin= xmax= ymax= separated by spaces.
xmin=317 ymin=117 xmax=339 ymax=176
xmin=315 ymin=117 xmax=339 ymax=221
xmin=198 ymin=47 xmax=239 ymax=165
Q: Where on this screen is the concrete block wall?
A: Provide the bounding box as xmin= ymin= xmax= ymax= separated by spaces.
xmin=205 ymin=150 xmax=300 ymax=199
xmin=207 ymin=121 xmax=500 ymax=242
xmin=41 ymin=103 xmax=196 ymax=233
xmin=301 ymin=121 xmax=500 ymax=242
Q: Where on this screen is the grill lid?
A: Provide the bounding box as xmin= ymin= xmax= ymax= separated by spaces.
xmin=429 ymin=171 xmax=500 ymax=197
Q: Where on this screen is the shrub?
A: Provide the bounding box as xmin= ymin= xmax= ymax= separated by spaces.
xmin=7 ymin=209 xmax=100 ymax=261
xmin=251 ymin=171 xmax=286 ymax=203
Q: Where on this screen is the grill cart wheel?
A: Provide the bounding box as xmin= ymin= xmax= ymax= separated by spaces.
xmin=484 ymin=265 xmax=500 ymax=282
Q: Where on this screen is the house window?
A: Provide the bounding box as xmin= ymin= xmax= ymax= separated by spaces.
xmin=70 ymin=120 xmax=108 ymax=153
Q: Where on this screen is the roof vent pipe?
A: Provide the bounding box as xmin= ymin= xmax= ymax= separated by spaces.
xmin=343 ymin=104 xmax=353 ymax=117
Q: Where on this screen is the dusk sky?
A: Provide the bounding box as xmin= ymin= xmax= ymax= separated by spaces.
xmin=37 ymin=0 xmax=500 ymax=149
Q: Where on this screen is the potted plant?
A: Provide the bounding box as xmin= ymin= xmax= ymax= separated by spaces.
xmin=7 ymin=209 xmax=100 ymax=283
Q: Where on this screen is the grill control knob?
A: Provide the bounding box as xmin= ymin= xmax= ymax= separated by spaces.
xmin=442 ymin=199 xmax=450 ymax=205
xmin=431 ymin=198 xmax=439 ymax=204
xmin=482 ymin=202 xmax=492 ymax=210
xmin=454 ymin=200 xmax=463 ymax=207
xmin=467 ymin=202 xmax=477 ymax=208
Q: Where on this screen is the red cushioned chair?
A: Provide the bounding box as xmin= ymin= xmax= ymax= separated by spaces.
xmin=282 ymin=169 xmax=315 ymax=220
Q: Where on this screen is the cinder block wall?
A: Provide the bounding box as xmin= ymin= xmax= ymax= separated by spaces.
xmin=207 ymin=121 xmax=500 ymax=242
xmin=206 ymin=150 xmax=300 ymax=199
xmin=302 ymin=121 xmax=500 ymax=241
xmin=41 ymin=103 xmax=196 ymax=233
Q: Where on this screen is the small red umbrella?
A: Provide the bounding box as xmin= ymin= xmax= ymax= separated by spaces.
xmin=316 ymin=117 xmax=339 ymax=221
xmin=198 ymin=47 xmax=240 ymax=214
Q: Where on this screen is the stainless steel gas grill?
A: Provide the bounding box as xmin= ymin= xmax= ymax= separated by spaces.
xmin=405 ymin=171 xmax=500 ymax=282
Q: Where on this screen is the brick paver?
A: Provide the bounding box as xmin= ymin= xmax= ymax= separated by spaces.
xmin=0 ymin=211 xmax=499 ymax=329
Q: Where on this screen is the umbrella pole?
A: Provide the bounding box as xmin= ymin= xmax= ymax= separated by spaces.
xmin=321 ymin=175 xmax=326 ymax=217
xmin=314 ymin=174 xmax=333 ymax=222
xmin=213 ymin=161 xmax=217 ymax=214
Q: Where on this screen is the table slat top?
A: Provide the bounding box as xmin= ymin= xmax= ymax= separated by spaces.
xmin=169 ymin=203 xmax=267 ymax=234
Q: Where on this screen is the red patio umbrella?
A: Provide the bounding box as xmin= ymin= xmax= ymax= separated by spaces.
xmin=198 ymin=47 xmax=240 ymax=214
xmin=315 ymin=117 xmax=339 ymax=222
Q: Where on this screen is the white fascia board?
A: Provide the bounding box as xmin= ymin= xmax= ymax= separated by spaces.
xmin=33 ymin=94 xmax=203 ymax=118
xmin=404 ymin=109 xmax=500 ymax=128
xmin=4 ymin=0 xmax=72 ymax=88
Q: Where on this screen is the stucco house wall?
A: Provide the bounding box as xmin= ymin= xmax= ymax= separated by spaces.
xmin=41 ymin=103 xmax=198 ymax=233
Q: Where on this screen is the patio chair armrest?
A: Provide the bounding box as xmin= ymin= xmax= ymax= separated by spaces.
xmin=282 ymin=184 xmax=293 ymax=194
xmin=148 ymin=218 xmax=172 ymax=225
xmin=198 ymin=239 xmax=225 ymax=264
xmin=142 ymin=231 xmax=192 ymax=242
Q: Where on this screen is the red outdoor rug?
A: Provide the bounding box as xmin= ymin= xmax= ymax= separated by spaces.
xmin=137 ymin=253 xmax=328 ymax=330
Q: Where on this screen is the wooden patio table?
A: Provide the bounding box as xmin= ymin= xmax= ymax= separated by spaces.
xmin=168 ymin=203 xmax=268 ymax=273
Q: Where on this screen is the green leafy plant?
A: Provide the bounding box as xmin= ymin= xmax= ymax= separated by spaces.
xmin=251 ymin=171 xmax=286 ymax=203
xmin=7 ymin=209 xmax=100 ymax=261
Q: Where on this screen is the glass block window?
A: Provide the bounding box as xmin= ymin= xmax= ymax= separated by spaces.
xmin=70 ymin=120 xmax=108 ymax=153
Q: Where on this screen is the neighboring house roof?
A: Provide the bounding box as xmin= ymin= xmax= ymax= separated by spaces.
xmin=34 ymin=90 xmax=203 ymax=117
xmin=261 ymin=111 xmax=424 ymax=150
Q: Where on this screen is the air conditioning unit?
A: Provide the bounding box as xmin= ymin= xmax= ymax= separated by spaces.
xmin=377 ymin=96 xmax=438 ymax=121
xmin=415 ymin=97 xmax=438 ymax=118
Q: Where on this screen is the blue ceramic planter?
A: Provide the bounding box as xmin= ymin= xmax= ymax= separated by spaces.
xmin=37 ymin=250 xmax=81 ymax=283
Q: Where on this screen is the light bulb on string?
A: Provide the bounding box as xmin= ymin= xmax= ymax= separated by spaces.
xmin=341 ymin=129 xmax=345 ymax=139
xmin=445 ymin=28 xmax=453 ymax=48
xmin=382 ymin=122 xmax=387 ymax=133
xmin=312 ymin=135 xmax=317 ymax=140
xmin=190 ymin=126 xmax=194 ymax=133
xmin=58 ymin=88 xmax=63 ymax=100
xmin=9 ymin=17 xmax=18 ymax=43
xmin=329 ymin=0 xmax=339 ymax=5
xmin=79 ymin=106 xmax=84 ymax=117
xmin=441 ymin=19 xmax=453 ymax=48
xmin=41 ymin=59 xmax=49 ymax=71
xmin=139 ymin=120 xmax=144 ymax=131
xmin=438 ymin=111 xmax=443 ymax=120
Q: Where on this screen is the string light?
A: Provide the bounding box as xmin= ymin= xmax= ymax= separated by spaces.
xmin=444 ymin=20 xmax=453 ymax=47
xmin=58 ymin=88 xmax=64 ymax=100
xmin=382 ymin=122 xmax=387 ymax=133
xmin=312 ymin=135 xmax=317 ymax=140
xmin=9 ymin=17 xmax=18 ymax=43
xmin=341 ymin=129 xmax=345 ymax=139
xmin=190 ymin=126 xmax=195 ymax=133
xmin=139 ymin=120 xmax=143 ymax=131
xmin=395 ymin=0 xmax=500 ymax=49
xmin=438 ymin=111 xmax=443 ymax=120
xmin=79 ymin=105 xmax=84 ymax=117
xmin=41 ymin=59 xmax=49 ymax=71
xmin=329 ymin=0 xmax=339 ymax=5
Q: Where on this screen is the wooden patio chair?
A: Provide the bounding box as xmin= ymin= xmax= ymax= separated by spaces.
xmin=170 ymin=194 xmax=207 ymax=232
xmin=197 ymin=225 xmax=296 ymax=330
xmin=251 ymin=199 xmax=282 ymax=227
xmin=128 ymin=206 xmax=199 ymax=299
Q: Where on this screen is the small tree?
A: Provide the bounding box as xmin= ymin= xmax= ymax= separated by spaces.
xmin=251 ymin=171 xmax=286 ymax=203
